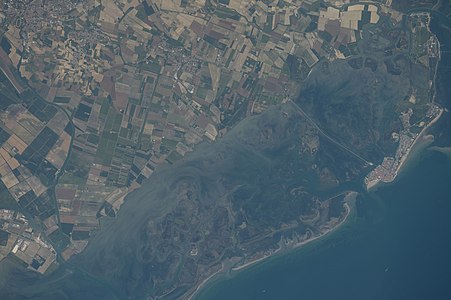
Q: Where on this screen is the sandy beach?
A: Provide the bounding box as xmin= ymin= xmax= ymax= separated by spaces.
xmin=187 ymin=192 xmax=355 ymax=299
xmin=185 ymin=105 xmax=444 ymax=299
xmin=295 ymin=202 xmax=351 ymax=248
xmin=231 ymin=250 xmax=279 ymax=272
xmin=366 ymin=108 xmax=444 ymax=191
xmin=393 ymin=108 xmax=444 ymax=178
xmin=233 ymin=197 xmax=353 ymax=272
xmin=187 ymin=265 xmax=225 ymax=300
xmin=365 ymin=177 xmax=380 ymax=191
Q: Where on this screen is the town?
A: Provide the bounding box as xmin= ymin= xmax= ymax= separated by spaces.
xmin=0 ymin=209 xmax=57 ymax=274
xmin=0 ymin=0 xmax=442 ymax=270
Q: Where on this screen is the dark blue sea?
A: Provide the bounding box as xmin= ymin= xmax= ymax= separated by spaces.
xmin=196 ymin=149 xmax=451 ymax=300
xmin=1 ymin=8 xmax=450 ymax=300
xmin=195 ymin=13 xmax=451 ymax=300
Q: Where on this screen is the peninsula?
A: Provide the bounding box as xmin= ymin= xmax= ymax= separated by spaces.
xmin=0 ymin=1 xmax=444 ymax=300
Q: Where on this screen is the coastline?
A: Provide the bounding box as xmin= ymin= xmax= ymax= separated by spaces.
xmin=188 ymin=192 xmax=356 ymax=300
xmin=393 ymin=108 xmax=444 ymax=178
xmin=366 ymin=108 xmax=444 ymax=192
xmin=187 ymin=265 xmax=225 ymax=300
xmin=185 ymin=146 xmax=451 ymax=300
xmin=232 ymin=197 xmax=353 ymax=272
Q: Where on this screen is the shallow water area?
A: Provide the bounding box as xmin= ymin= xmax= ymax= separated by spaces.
xmin=195 ymin=148 xmax=451 ymax=300
xmin=195 ymin=12 xmax=451 ymax=300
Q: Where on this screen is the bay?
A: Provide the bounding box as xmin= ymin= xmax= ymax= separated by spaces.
xmin=1 ymin=8 xmax=450 ymax=300
xmin=195 ymin=13 xmax=451 ymax=300
xmin=195 ymin=145 xmax=451 ymax=300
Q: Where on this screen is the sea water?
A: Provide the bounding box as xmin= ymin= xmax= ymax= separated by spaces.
xmin=1 ymin=10 xmax=450 ymax=300
xmin=196 ymin=13 xmax=451 ymax=300
xmin=196 ymin=149 xmax=451 ymax=300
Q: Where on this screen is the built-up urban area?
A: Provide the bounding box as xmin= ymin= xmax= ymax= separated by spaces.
xmin=0 ymin=209 xmax=57 ymax=274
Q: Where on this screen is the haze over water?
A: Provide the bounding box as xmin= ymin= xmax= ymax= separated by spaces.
xmin=0 ymin=8 xmax=450 ymax=300
xmin=196 ymin=149 xmax=451 ymax=300
xmin=196 ymin=14 xmax=451 ymax=300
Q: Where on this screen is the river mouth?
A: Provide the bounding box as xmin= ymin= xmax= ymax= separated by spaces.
xmin=194 ymin=148 xmax=451 ymax=300
xmin=1 ymin=6 xmax=450 ymax=300
xmin=194 ymin=11 xmax=451 ymax=300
